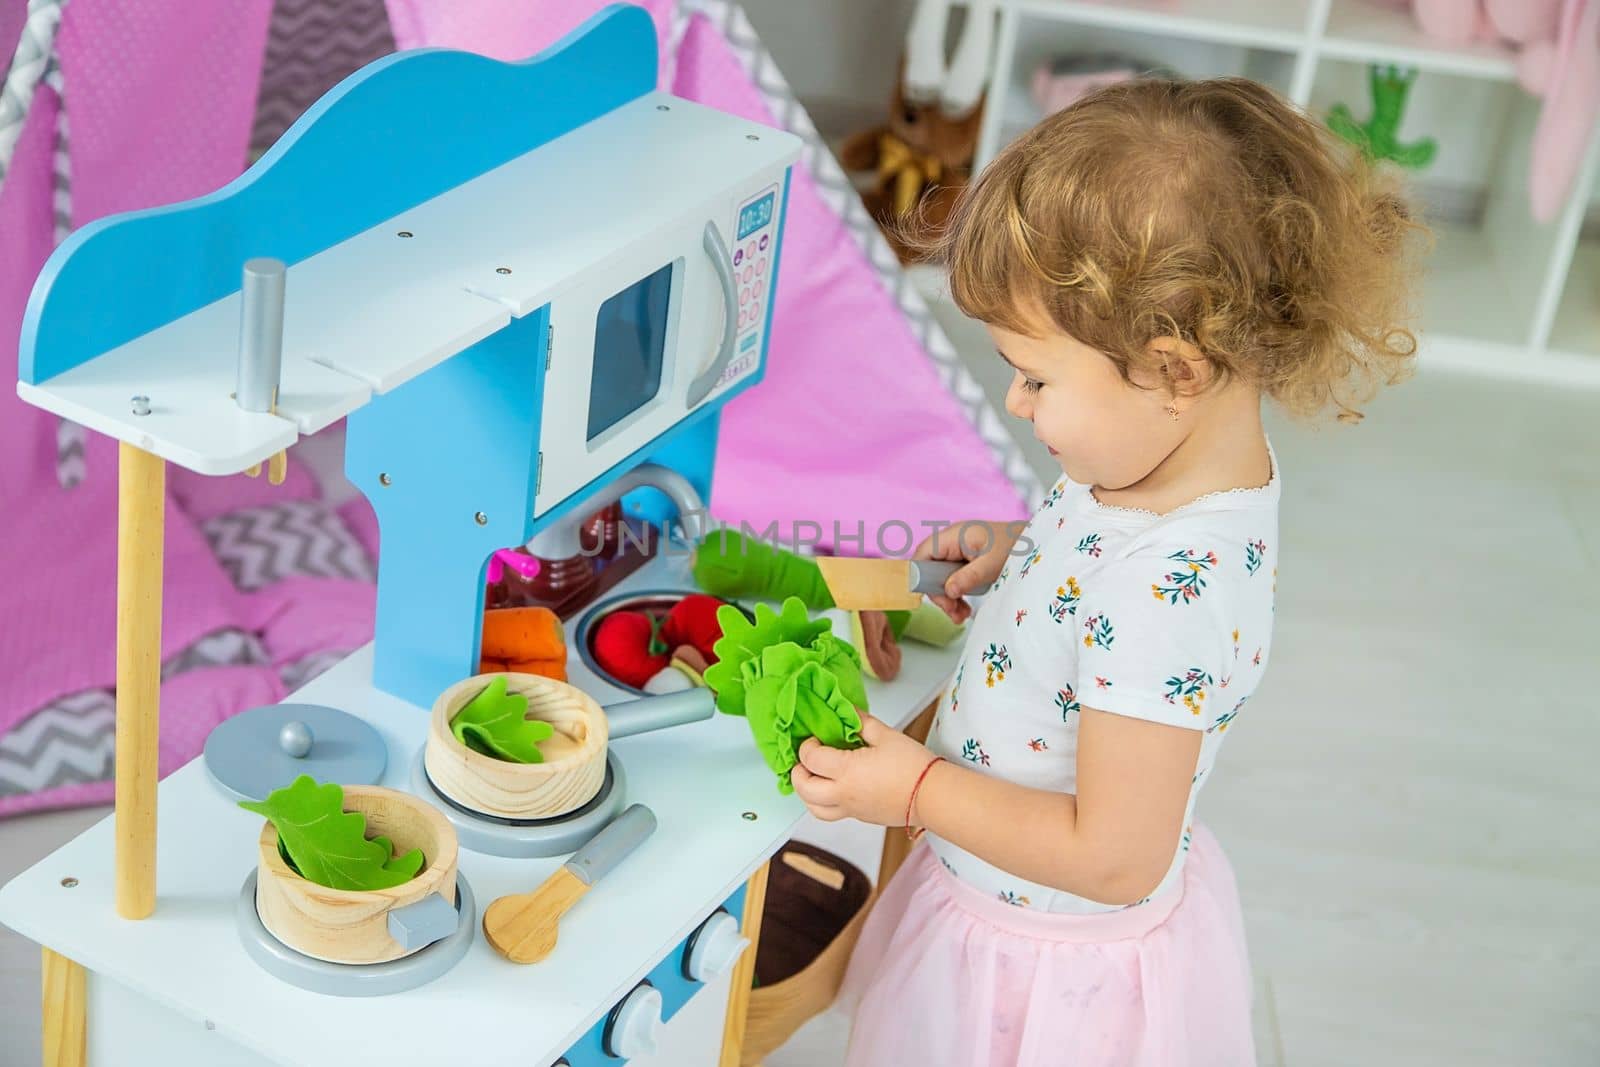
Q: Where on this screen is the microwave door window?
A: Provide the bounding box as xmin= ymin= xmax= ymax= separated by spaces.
xmin=588 ymin=263 xmax=674 ymax=442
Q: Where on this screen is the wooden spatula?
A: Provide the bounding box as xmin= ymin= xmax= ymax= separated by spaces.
xmin=814 ymin=557 xmax=967 ymax=611
xmin=482 ymin=804 xmax=657 ymax=964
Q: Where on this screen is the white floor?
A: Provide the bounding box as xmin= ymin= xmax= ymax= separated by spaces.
xmin=4 ymin=345 xmax=1598 ymax=1065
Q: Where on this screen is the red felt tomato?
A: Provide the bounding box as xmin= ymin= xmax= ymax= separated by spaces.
xmin=591 ymin=610 xmax=670 ymax=689
xmin=660 ymin=594 xmax=728 ymax=664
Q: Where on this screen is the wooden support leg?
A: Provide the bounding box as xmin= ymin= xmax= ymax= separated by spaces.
xmin=876 ymin=698 xmax=939 ymax=890
xmin=719 ymin=861 xmax=771 ymax=1067
xmin=116 ymin=442 xmax=164 ymax=919
xmin=41 ymin=947 xmax=86 ymax=1067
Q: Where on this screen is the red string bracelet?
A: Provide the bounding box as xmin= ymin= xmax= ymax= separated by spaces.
xmin=904 ymin=756 xmax=945 ymax=841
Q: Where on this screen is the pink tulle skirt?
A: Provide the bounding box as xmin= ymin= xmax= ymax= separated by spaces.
xmin=838 ymin=826 xmax=1255 ymax=1066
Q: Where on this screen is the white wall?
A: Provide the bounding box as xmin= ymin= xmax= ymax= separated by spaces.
xmin=738 ymin=0 xmax=914 ymax=118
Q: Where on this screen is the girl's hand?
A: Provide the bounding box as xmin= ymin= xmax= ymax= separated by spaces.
xmin=914 ymin=520 xmax=1020 ymax=623
xmin=790 ymin=715 xmax=938 ymax=827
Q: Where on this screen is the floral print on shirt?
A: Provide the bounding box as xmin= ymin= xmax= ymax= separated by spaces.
xmin=1152 ymin=549 xmax=1218 ymax=605
xmin=1055 ymin=685 xmax=1081 ymax=719
xmin=1049 ymin=577 xmax=1082 ymax=623
xmin=982 ymin=644 xmax=1012 ymax=687
xmin=1082 ymin=613 xmax=1115 ymax=650
xmin=1164 ymin=667 xmax=1214 ymax=716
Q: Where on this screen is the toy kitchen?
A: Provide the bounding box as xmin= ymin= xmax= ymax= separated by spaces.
xmin=0 ymin=7 xmax=955 ymax=1066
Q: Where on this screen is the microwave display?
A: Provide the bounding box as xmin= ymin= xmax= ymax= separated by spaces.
xmin=587 ymin=262 xmax=674 ymax=441
xmin=737 ymin=192 xmax=775 ymax=240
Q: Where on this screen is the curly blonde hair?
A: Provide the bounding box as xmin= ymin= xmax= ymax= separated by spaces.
xmin=935 ymin=77 xmax=1425 ymax=421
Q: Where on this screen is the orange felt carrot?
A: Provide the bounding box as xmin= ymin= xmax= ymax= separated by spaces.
xmin=481 ymin=606 xmax=566 ymax=663
xmin=478 ymin=655 xmax=565 ymax=682
xmin=506 ymin=657 xmax=567 ymax=682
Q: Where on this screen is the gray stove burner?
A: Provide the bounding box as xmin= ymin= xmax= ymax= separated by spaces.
xmin=236 ymin=871 xmax=475 ymax=997
xmin=410 ymin=748 xmax=628 ymax=857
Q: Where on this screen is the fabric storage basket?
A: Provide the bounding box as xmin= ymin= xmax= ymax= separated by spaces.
xmin=741 ymin=841 xmax=874 ymax=1065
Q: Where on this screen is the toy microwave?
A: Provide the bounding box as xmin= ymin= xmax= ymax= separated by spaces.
xmin=502 ymin=94 xmax=796 ymax=514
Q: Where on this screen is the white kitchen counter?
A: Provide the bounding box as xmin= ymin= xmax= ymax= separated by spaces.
xmin=0 ymin=550 xmax=954 ymax=1066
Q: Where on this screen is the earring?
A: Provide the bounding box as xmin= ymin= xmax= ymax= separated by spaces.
xmin=1165 ymin=403 xmax=1181 ymax=420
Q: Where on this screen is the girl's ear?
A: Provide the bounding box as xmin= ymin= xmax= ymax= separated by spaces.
xmin=1148 ymin=336 xmax=1212 ymax=403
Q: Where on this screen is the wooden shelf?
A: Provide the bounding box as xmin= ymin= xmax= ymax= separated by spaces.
xmin=1322 ymin=0 xmax=1519 ymax=82
xmin=975 ymin=0 xmax=1600 ymax=380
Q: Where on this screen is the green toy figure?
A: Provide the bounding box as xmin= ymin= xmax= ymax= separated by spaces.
xmin=1327 ymin=64 xmax=1436 ymax=169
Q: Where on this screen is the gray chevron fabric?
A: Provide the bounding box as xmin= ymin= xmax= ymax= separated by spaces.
xmin=687 ymin=0 xmax=1043 ymax=508
xmin=0 ymin=631 xmax=359 ymax=797
xmin=249 ymin=0 xmax=394 ymax=158
xmin=46 ymin=74 xmax=86 ymax=497
xmin=202 ymin=499 xmax=376 ymax=591
xmin=41 ymin=50 xmax=68 ymax=240
xmin=0 ymin=689 xmax=113 ymax=797
xmin=0 ymin=0 xmax=66 ymax=188
xmin=45 ymin=53 xmax=86 ymax=489
xmin=160 ymin=628 xmax=271 ymax=681
xmin=54 ymin=412 xmax=85 ymax=489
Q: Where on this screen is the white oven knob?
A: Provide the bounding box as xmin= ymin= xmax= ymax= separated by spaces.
xmin=604 ymin=983 xmax=663 ymax=1059
xmin=685 ymin=910 xmax=749 ymax=983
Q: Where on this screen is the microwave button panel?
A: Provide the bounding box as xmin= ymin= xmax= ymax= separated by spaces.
xmin=711 ymin=182 xmax=781 ymax=391
xmin=733 ymin=185 xmax=779 ymax=340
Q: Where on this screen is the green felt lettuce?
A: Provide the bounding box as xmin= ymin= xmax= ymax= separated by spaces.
xmin=450 ymin=675 xmax=555 ymax=763
xmin=703 ymin=597 xmax=867 ymax=793
xmin=240 ymin=776 xmax=425 ymax=891
xmin=742 ymin=646 xmax=864 ymax=794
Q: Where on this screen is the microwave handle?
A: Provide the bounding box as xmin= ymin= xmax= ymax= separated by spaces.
xmin=687 ymin=220 xmax=739 ymax=407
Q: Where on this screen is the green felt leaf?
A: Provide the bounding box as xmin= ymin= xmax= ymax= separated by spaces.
xmin=449 ymin=675 xmax=555 ymax=763
xmin=240 ymin=776 xmax=425 ymax=891
xmin=370 ymin=835 xmax=425 ymax=881
xmin=701 ymin=597 xmax=868 ymax=793
xmin=275 ymin=833 xmax=423 ymax=883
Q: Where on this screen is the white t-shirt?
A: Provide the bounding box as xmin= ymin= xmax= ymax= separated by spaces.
xmin=924 ymin=455 xmax=1280 ymax=913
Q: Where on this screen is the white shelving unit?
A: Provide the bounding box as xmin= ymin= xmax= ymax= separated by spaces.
xmin=974 ymin=0 xmax=1600 ymax=385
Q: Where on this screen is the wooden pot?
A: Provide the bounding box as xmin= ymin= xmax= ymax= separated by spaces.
xmin=254 ymin=786 xmax=459 ymax=965
xmin=424 ymin=672 xmax=609 ymax=820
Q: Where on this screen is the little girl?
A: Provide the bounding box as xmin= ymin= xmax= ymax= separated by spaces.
xmin=790 ymin=77 xmax=1419 ymax=1065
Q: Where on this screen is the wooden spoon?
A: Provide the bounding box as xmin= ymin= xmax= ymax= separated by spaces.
xmin=482 ymin=804 xmax=657 ymax=964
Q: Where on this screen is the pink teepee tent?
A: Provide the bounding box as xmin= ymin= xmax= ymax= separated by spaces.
xmin=0 ymin=0 xmax=1039 ymax=814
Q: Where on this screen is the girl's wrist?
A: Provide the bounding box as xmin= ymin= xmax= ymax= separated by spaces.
xmin=904 ymin=755 xmax=946 ymax=838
